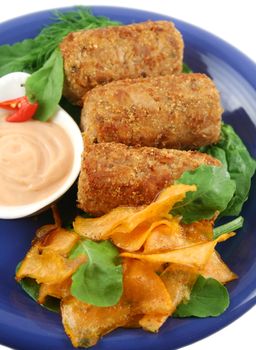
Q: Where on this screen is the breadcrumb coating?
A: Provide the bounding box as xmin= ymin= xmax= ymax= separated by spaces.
xmin=60 ymin=21 xmax=183 ymax=105
xmin=78 ymin=142 xmax=221 ymax=216
xmin=81 ymin=73 xmax=222 ymax=149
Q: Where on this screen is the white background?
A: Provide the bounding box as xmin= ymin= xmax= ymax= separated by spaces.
xmin=0 ymin=1 xmax=255 ymax=350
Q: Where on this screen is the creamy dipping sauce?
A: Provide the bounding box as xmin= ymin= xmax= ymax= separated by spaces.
xmin=0 ymin=118 xmax=74 ymax=206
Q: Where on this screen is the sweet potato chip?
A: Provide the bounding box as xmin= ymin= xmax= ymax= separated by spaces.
xmin=121 ymin=232 xmax=235 ymax=270
xmin=16 ymin=228 xmax=84 ymax=284
xmin=182 ymin=220 xmax=214 ymax=242
xmin=160 ymin=264 xmax=197 ymax=312
xmin=61 ymin=296 xmax=131 ymax=348
xmin=123 ymin=314 xmax=150 ymax=329
xmin=143 ymin=218 xmax=184 ymax=253
xmin=35 ymin=205 xmax=62 ymax=239
xmin=143 ymin=219 xmax=213 ymax=253
xmin=123 ymin=259 xmax=173 ymax=315
xmin=16 ymin=247 xmax=85 ymax=284
xmin=139 ymin=314 xmax=168 ymax=332
xmin=35 ymin=224 xmax=58 ymax=240
xmin=38 ymin=278 xmax=72 ymax=304
xmin=37 ymin=228 xmax=80 ymax=255
xmin=202 ymin=251 xmax=237 ymax=283
xmin=112 ymin=219 xmax=177 ymax=252
xmin=74 ymin=184 xmax=195 ymax=245
xmin=73 ymin=207 xmax=138 ymax=240
xmin=15 ymin=181 xmax=240 ymax=348
xmin=113 ymin=184 xmax=195 ymax=234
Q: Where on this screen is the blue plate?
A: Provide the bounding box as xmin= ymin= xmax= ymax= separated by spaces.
xmin=0 ymin=6 xmax=256 ymax=350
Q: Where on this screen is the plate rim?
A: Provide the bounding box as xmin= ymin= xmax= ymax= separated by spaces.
xmin=0 ymin=5 xmax=255 ymax=350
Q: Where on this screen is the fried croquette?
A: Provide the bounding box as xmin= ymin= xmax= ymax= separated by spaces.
xmin=60 ymin=21 xmax=183 ymax=105
xmin=81 ymin=73 xmax=222 ymax=149
xmin=77 ymin=142 xmax=221 ymax=216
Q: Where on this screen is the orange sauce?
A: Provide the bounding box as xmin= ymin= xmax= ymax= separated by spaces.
xmin=0 ymin=119 xmax=74 ymax=206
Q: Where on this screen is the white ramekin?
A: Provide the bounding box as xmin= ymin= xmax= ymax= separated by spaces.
xmin=0 ymin=72 xmax=83 ymax=219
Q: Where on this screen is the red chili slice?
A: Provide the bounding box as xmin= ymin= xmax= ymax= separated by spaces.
xmin=0 ymin=96 xmax=38 ymax=122
xmin=0 ymin=96 xmax=25 ymax=111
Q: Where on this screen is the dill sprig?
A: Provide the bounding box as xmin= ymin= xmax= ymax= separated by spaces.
xmin=0 ymin=7 xmax=120 ymax=77
xmin=34 ymin=8 xmax=120 ymax=68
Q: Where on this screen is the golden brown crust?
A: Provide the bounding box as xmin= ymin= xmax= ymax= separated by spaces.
xmin=81 ymin=73 xmax=222 ymax=149
xmin=77 ymin=142 xmax=220 ymax=216
xmin=60 ymin=21 xmax=183 ymax=105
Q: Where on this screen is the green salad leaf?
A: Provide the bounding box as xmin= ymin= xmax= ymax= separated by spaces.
xmin=171 ymin=165 xmax=236 ymax=224
xmin=213 ymin=216 xmax=244 ymax=239
xmin=200 ymin=123 xmax=256 ymax=217
xmin=25 ymin=48 xmax=64 ymax=121
xmin=1 ymin=8 xmax=120 ymax=122
xmin=69 ymin=240 xmax=123 ymax=307
xmin=182 ymin=63 xmax=193 ymax=73
xmin=174 ymin=275 xmax=229 ymax=317
xmin=0 ymin=39 xmax=36 ymax=76
xmin=0 ymin=8 xmax=120 ymax=77
xmin=16 ymin=263 xmax=60 ymax=313
xmin=18 ymin=276 xmax=39 ymax=303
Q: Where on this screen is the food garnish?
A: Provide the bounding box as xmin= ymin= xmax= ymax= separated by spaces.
xmin=172 ymin=165 xmax=236 ymax=223
xmin=0 ymin=95 xmax=38 ymax=122
xmin=25 ymin=48 xmax=64 ymax=121
xmin=16 ymin=184 xmax=240 ymax=347
xmin=0 ymin=9 xmax=119 ymax=121
xmin=69 ymin=240 xmax=123 ymax=307
xmin=213 ymin=216 xmax=244 ymax=238
xmin=200 ymin=123 xmax=256 ymax=216
xmin=0 ymin=8 xmax=120 ymax=77
xmin=173 ymin=275 xmax=230 ymax=317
